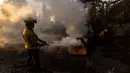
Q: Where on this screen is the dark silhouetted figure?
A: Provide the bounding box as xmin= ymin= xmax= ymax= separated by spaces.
xmin=23 ymin=17 xmax=48 ymax=68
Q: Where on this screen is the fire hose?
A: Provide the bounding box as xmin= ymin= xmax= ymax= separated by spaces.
xmin=37 ymin=43 xmax=49 ymax=52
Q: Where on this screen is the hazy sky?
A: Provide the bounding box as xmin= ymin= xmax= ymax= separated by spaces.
xmin=0 ymin=0 xmax=4 ymax=5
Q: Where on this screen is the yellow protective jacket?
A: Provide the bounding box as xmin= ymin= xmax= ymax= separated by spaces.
xmin=23 ymin=27 xmax=39 ymax=49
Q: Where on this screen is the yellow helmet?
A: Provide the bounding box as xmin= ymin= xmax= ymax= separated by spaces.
xmin=24 ymin=17 xmax=37 ymax=24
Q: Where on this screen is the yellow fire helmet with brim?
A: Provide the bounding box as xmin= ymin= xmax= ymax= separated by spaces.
xmin=24 ymin=17 xmax=37 ymax=24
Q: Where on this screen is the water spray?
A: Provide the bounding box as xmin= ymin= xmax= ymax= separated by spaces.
xmin=48 ymin=44 xmax=63 ymax=46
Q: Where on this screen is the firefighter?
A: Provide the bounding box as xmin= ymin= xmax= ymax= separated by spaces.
xmin=23 ymin=17 xmax=48 ymax=68
xmin=98 ymin=24 xmax=114 ymax=45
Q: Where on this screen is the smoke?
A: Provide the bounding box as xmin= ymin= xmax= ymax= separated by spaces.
xmin=54 ymin=37 xmax=83 ymax=46
xmin=43 ymin=0 xmax=88 ymax=36
xmin=0 ymin=0 xmax=37 ymax=49
xmin=0 ymin=0 xmax=90 ymax=50
xmin=35 ymin=0 xmax=90 ymax=43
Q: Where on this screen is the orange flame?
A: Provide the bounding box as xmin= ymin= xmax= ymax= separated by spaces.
xmin=71 ymin=48 xmax=87 ymax=55
xmin=99 ymin=29 xmax=108 ymax=37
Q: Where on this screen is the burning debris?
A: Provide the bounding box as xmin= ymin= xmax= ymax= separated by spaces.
xmin=68 ymin=45 xmax=87 ymax=55
xmin=51 ymin=37 xmax=87 ymax=55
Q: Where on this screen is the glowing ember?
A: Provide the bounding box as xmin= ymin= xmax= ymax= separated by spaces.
xmin=70 ymin=47 xmax=87 ymax=55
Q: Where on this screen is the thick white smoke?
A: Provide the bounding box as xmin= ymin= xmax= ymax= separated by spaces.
xmin=0 ymin=0 xmax=90 ymax=50
xmin=35 ymin=0 xmax=89 ymax=43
